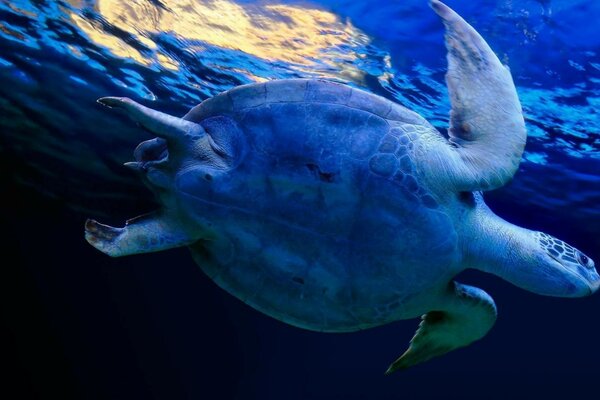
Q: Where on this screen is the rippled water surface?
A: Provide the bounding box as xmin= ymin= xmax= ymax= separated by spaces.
xmin=2 ymin=0 xmax=598 ymax=246
xmin=1 ymin=0 xmax=599 ymax=397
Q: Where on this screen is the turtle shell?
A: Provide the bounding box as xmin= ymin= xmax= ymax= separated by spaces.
xmin=184 ymin=79 xmax=426 ymax=125
xmin=175 ymin=79 xmax=458 ymax=331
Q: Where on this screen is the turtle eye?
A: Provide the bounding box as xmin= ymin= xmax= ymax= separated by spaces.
xmin=577 ymin=252 xmax=592 ymax=268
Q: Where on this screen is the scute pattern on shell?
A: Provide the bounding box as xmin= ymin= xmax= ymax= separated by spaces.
xmin=369 ymin=123 xmax=439 ymax=209
xmin=184 ymin=79 xmax=426 ymax=125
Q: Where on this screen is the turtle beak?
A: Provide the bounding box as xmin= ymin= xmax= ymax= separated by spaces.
xmin=588 ymin=278 xmax=600 ymax=294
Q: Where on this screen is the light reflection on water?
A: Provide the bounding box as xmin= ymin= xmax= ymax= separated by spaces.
xmin=68 ymin=0 xmax=369 ymax=74
xmin=0 ymin=0 xmax=598 ymax=246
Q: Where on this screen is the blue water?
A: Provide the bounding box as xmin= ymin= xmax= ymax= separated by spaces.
xmin=1 ymin=1 xmax=599 ymax=399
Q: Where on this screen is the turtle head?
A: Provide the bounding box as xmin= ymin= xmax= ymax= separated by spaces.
xmin=465 ymin=200 xmax=599 ymax=298
xmin=97 ymin=97 xmax=244 ymax=194
xmin=531 ymin=232 xmax=599 ymax=297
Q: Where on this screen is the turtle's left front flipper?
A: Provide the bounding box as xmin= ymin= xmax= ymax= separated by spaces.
xmin=429 ymin=0 xmax=526 ymax=192
xmin=386 ymin=282 xmax=497 ymax=373
xmin=85 ymin=212 xmax=195 ymax=257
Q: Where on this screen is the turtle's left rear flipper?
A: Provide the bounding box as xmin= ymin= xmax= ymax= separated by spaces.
xmin=85 ymin=212 xmax=194 ymax=257
xmin=385 ymin=282 xmax=497 ymax=373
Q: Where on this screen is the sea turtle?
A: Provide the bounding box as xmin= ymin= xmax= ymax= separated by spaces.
xmin=85 ymin=0 xmax=599 ymax=373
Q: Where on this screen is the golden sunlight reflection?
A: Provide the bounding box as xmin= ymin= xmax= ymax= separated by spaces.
xmin=69 ymin=13 xmax=154 ymax=67
xmin=68 ymin=0 xmax=368 ymax=76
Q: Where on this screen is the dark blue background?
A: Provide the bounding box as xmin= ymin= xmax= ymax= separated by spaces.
xmin=2 ymin=0 xmax=599 ymax=398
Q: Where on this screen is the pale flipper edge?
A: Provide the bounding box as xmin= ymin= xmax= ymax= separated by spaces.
xmin=386 ymin=281 xmax=497 ymax=373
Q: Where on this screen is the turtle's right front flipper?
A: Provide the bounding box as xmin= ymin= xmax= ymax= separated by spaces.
xmin=427 ymin=0 xmax=526 ymax=192
xmin=85 ymin=212 xmax=195 ymax=257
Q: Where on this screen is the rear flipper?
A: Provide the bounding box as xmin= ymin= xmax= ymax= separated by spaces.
xmin=85 ymin=212 xmax=194 ymax=257
xmin=386 ymin=282 xmax=497 ymax=373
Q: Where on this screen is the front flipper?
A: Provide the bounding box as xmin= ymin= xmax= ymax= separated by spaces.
xmin=85 ymin=212 xmax=194 ymax=257
xmin=430 ymin=0 xmax=526 ymax=191
xmin=386 ymin=282 xmax=497 ymax=373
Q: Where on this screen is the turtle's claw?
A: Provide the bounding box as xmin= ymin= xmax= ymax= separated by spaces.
xmin=123 ymin=161 xmax=144 ymax=171
xmin=97 ymin=96 xmax=131 ymax=108
xmin=85 ymin=219 xmax=124 ymax=256
xmin=85 ymin=219 xmax=122 ymax=240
